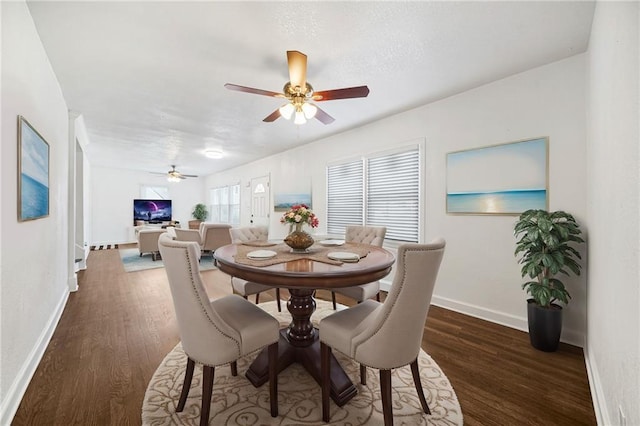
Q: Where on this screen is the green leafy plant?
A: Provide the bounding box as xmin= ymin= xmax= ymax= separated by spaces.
xmin=191 ymin=203 xmax=208 ymax=221
xmin=514 ymin=209 xmax=584 ymax=308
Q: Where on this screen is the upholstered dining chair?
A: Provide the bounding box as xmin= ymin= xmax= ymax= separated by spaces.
xmin=158 ymin=234 xmax=280 ymax=425
xmin=228 ymin=226 xmax=281 ymax=312
xmin=330 ymin=225 xmax=387 ymax=309
xmin=319 ymin=239 xmax=446 ymax=426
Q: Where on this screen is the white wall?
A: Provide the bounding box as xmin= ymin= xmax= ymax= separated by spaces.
xmin=90 ymin=167 xmax=206 ymax=244
xmin=586 ymin=2 xmax=640 ymax=425
xmin=206 ymin=55 xmax=588 ymax=346
xmin=0 ymin=1 xmax=71 ymax=422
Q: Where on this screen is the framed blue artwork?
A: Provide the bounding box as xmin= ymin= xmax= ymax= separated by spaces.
xmin=18 ymin=116 xmax=50 ymax=221
xmin=274 ymin=193 xmax=312 ymax=212
xmin=446 ymin=137 xmax=548 ymax=215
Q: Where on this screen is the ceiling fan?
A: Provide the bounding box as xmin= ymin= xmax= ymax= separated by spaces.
xmin=152 ymin=165 xmax=198 ymax=182
xmin=225 ymin=50 xmax=370 ymax=125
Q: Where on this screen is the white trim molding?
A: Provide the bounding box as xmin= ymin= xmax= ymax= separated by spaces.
xmin=0 ymin=289 xmax=69 ymax=425
xmin=431 ymin=295 xmax=584 ymax=348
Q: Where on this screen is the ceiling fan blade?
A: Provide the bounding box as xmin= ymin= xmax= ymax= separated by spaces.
xmin=313 ymin=85 xmax=370 ymax=101
xmin=287 ymin=51 xmax=307 ymax=90
xmin=314 ymin=105 xmax=335 ymax=125
xmin=263 ymin=109 xmax=281 ymax=122
xmin=224 ymin=83 xmax=284 ymax=98
xmin=181 ymin=174 xmax=198 ymax=178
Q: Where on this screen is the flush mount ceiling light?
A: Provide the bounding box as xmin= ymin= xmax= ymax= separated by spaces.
xmin=225 ymin=50 xmax=369 ymax=125
xmin=205 ymin=149 xmax=224 ymax=159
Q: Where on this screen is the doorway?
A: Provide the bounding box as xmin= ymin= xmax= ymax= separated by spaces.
xmin=250 ymin=175 xmax=270 ymax=227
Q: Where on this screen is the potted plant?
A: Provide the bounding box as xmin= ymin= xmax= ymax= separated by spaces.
xmin=514 ymin=209 xmax=584 ymax=352
xmin=189 ymin=203 xmax=208 ymax=229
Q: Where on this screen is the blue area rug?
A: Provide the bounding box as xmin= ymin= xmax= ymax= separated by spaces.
xmin=118 ymin=248 xmax=217 ymax=273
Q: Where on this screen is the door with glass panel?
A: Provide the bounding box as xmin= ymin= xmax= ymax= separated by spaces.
xmin=250 ymin=175 xmax=270 ymax=227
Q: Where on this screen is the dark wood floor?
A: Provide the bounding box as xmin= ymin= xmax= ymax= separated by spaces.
xmin=12 ymin=246 xmax=596 ymax=425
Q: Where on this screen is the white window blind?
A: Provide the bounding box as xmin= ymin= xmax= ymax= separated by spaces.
xmin=327 ymin=147 xmax=420 ymax=243
xmin=327 ymin=161 xmax=364 ymax=235
xmin=366 ymin=149 xmax=420 ymax=242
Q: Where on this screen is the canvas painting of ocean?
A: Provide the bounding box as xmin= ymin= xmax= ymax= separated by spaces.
xmin=19 ymin=117 xmax=49 ymax=221
xmin=446 ymin=138 xmax=548 ymax=214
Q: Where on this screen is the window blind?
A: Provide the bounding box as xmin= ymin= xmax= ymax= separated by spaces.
xmin=366 ymin=149 xmax=420 ymax=242
xmin=327 ymin=160 xmax=364 ymax=234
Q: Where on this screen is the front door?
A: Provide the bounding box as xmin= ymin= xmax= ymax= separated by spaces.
xmin=250 ymin=175 xmax=270 ymax=227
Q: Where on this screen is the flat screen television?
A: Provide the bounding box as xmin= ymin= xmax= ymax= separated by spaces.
xmin=133 ymin=199 xmax=172 ymax=225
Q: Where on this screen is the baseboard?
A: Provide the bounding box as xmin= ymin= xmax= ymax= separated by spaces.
xmin=0 ymin=288 xmax=69 ymax=425
xmin=584 ymin=345 xmax=609 ymax=425
xmin=430 ymin=295 xmax=584 ymax=347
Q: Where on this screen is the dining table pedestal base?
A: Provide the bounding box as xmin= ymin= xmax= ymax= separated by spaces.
xmin=246 ymin=328 xmax=357 ymax=407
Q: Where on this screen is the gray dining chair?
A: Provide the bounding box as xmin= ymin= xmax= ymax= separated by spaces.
xmin=158 ymin=234 xmax=280 ymax=425
xmin=331 ymin=225 xmax=386 ymax=309
xmin=228 ymin=226 xmax=282 ymax=312
xmin=319 ymin=239 xmax=446 ymax=426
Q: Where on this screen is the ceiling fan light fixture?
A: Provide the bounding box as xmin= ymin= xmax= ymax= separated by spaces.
xmin=279 ymin=103 xmax=295 ymax=120
xmin=294 ymin=109 xmax=307 ymax=125
xmin=205 ymin=149 xmax=224 ymax=159
xmin=301 ymin=102 xmax=317 ymax=119
xmin=167 ymin=175 xmax=181 ymax=183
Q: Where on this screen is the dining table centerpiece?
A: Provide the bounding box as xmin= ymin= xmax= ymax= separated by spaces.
xmin=281 ymin=204 xmax=319 ymax=252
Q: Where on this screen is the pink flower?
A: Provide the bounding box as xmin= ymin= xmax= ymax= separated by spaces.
xmin=280 ymin=204 xmax=319 ymax=228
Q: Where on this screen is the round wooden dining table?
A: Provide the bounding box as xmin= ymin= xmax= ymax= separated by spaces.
xmin=214 ymin=242 xmax=395 ymax=406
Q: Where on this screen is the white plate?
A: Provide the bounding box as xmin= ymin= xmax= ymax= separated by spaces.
xmin=247 ymin=250 xmax=277 ymax=259
xmin=319 ymin=239 xmax=345 ymax=247
xmin=327 ymin=251 xmax=360 ymax=262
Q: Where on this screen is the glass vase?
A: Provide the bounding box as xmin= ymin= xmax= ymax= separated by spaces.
xmin=284 ymin=222 xmax=314 ymax=253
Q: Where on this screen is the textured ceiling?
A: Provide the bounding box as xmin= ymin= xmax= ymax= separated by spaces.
xmin=26 ymin=1 xmax=595 ymax=178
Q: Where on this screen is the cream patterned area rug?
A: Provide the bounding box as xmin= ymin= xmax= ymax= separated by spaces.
xmin=142 ymin=300 xmax=463 ymax=425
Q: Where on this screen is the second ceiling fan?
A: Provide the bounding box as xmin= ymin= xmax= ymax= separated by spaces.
xmin=225 ymin=50 xmax=369 ymax=125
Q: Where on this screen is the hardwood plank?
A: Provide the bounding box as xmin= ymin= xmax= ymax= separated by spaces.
xmin=11 ymin=247 xmax=596 ymax=425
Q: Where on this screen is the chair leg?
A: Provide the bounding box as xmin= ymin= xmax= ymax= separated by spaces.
xmin=268 ymin=342 xmax=278 ymax=417
xmin=255 ymin=293 xmax=260 ymax=304
xmin=331 ymin=291 xmax=337 ymax=310
xmin=376 ymin=292 xmax=381 ymax=302
xmin=201 ymin=365 xmax=215 ymax=426
xmin=380 ymin=369 xmax=393 ymax=426
xmin=360 ymin=364 xmax=367 ymax=385
xmin=230 ymin=361 xmax=238 ymax=377
xmin=321 ymin=342 xmax=331 ymax=422
xmin=410 ymin=359 xmax=431 ymax=415
xmin=275 ymin=288 xmax=282 ymax=312
xmin=176 ymin=357 xmax=195 ymax=412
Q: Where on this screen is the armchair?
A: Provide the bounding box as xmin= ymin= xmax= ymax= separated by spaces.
xmin=173 ymin=223 xmax=232 ymax=261
xmin=136 ymin=228 xmax=166 ymax=261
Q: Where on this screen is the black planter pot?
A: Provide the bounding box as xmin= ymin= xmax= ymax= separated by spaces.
xmin=527 ymin=299 xmax=563 ymax=352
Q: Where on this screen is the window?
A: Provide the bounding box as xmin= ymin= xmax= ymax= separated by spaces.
xmin=327 ymin=147 xmax=420 ymax=242
xmin=327 ymin=161 xmax=363 ymax=235
xmin=140 ymin=185 xmax=169 ymax=199
xmin=210 ymin=184 xmax=240 ymax=226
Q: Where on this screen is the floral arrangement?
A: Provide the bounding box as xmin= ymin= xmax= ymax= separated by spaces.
xmin=280 ymin=204 xmax=319 ymax=230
